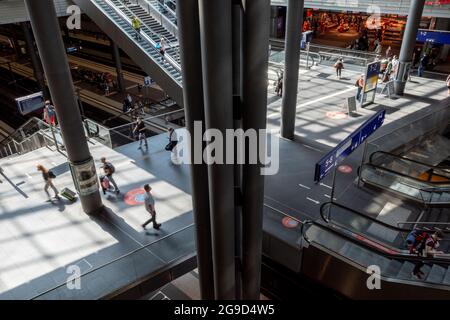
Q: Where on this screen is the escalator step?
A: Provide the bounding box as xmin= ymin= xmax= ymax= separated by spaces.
xmin=443 ymin=268 xmax=450 ymax=284
xmin=426 ymin=264 xmax=447 ymax=284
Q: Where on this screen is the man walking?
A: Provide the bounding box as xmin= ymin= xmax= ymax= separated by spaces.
xmin=334 ymin=58 xmax=344 ymax=79
xmin=141 ymin=184 xmax=161 ymax=230
xmin=100 ymin=157 xmax=120 ymax=194
xmin=134 ymin=117 xmax=148 ymax=150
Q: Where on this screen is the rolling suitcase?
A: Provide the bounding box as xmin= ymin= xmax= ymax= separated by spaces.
xmin=60 ymin=187 xmax=77 ymax=202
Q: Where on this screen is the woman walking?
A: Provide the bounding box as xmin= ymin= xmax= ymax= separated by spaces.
xmin=37 ymin=164 xmax=59 ymax=200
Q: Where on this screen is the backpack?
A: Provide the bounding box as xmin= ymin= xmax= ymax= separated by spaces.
xmin=406 ymin=229 xmax=430 ymax=254
xmin=48 ymin=171 xmax=56 ymax=179
xmin=104 ymin=162 xmax=115 ymax=174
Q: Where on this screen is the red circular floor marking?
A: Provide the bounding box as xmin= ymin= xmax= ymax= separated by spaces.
xmin=282 ymin=217 xmax=300 ymax=229
xmin=124 ymin=188 xmax=146 ymax=206
xmin=326 ymin=111 xmax=347 ymax=120
xmin=338 ymin=165 xmax=353 ymax=174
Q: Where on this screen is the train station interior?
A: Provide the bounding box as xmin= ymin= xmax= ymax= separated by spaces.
xmin=0 ymin=0 xmax=449 ymax=301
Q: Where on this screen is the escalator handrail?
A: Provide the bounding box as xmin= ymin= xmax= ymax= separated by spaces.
xmin=301 ymin=220 xmax=450 ymax=267
xmin=362 ymin=163 xmax=450 ymax=192
xmin=100 ymin=0 xmax=181 ymax=74
xmin=370 ymin=150 xmax=450 ymax=172
xmin=319 ymin=201 xmax=414 ymax=233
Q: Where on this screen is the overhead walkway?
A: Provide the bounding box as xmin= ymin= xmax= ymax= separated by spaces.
xmin=73 ymin=0 xmax=183 ymax=105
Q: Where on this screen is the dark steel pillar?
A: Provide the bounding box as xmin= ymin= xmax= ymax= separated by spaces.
xmin=231 ymin=1 xmax=244 ymax=300
xmin=24 ymin=0 xmax=103 ymax=215
xmin=241 ymin=0 xmax=270 ymax=300
xmin=111 ymin=40 xmax=125 ymax=93
xmin=394 ymin=0 xmax=426 ymax=95
xmin=21 ymin=22 xmax=49 ymax=99
xmin=176 ymin=0 xmax=215 ymax=300
xmin=280 ymin=0 xmax=304 ymax=139
xmin=199 ymin=0 xmax=236 ymax=300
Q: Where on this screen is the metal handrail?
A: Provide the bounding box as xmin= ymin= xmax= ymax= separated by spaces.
xmin=140 ymin=0 xmax=177 ymax=32
xmin=361 ymin=163 xmax=450 ymax=193
xmin=301 ymin=220 xmax=450 ymax=266
xmin=370 ymin=150 xmax=450 ymax=172
xmin=320 ymin=201 xmax=413 ymax=233
xmin=100 ymin=0 xmax=181 ymax=74
xmin=31 ymin=222 xmax=195 ymax=299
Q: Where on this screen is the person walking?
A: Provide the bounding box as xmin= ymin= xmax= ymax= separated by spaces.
xmin=37 ymin=164 xmax=59 ymax=201
xmin=44 ymin=100 xmax=57 ymax=126
xmin=355 ymin=74 xmax=364 ymax=102
xmin=275 ymin=71 xmax=283 ymax=97
xmin=334 ymin=58 xmax=344 ymax=79
xmin=446 ymin=74 xmax=450 ymax=95
xmin=141 ymin=184 xmax=161 ymax=230
xmin=100 ymin=157 xmax=120 ymax=194
xmin=385 ymin=46 xmax=392 ymax=58
xmin=156 ymin=38 xmax=165 ymax=63
xmin=418 ymin=54 xmax=429 ymax=77
xmin=167 ymin=128 xmax=179 ymax=164
xmin=134 ymin=117 xmax=148 ymax=150
xmin=131 ymin=16 xmax=142 ymax=41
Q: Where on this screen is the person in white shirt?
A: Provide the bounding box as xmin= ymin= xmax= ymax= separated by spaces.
xmin=141 ymin=184 xmax=161 ymax=230
xmin=168 ymin=128 xmax=179 ymax=164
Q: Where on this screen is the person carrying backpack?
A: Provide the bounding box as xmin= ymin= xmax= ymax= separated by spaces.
xmin=37 ymin=164 xmax=59 ymax=201
xmin=410 ymin=230 xmax=444 ymax=279
xmin=100 ymin=157 xmax=119 ymax=194
xmin=155 ymin=38 xmax=165 ymax=63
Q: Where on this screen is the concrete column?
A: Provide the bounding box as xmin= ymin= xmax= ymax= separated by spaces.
xmin=24 ymin=0 xmax=103 ymax=215
xmin=241 ymin=0 xmax=271 ymax=300
xmin=21 ymin=22 xmax=49 ymax=99
xmin=198 ymin=0 xmax=236 ymax=300
xmin=395 ymin=0 xmax=426 ymax=95
xmin=176 ymin=0 xmax=215 ymax=300
xmin=111 ymin=40 xmax=125 ymax=93
xmin=280 ymin=0 xmax=304 ymax=139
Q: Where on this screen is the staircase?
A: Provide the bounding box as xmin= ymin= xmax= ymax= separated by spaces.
xmin=73 ymin=0 xmax=183 ymax=105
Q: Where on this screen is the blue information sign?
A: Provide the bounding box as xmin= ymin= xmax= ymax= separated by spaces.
xmin=314 ymin=109 xmax=386 ymax=182
xmin=416 ymin=30 xmax=450 ymax=45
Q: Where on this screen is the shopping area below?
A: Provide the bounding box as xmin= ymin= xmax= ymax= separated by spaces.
xmin=269 ymin=6 xmax=450 ymax=73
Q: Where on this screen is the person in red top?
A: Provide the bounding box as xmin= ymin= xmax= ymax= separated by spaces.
xmin=412 ymin=231 xmax=444 ymax=279
xmin=355 ymin=74 xmax=365 ymax=102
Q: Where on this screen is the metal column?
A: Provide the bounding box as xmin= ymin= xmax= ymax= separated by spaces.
xmin=280 ymin=0 xmax=304 ymax=139
xmin=111 ymin=40 xmax=125 ymax=93
xmin=394 ymin=0 xmax=426 ymax=95
xmin=231 ymin=1 xmax=243 ymax=301
xmin=241 ymin=0 xmax=271 ymax=300
xmin=199 ymin=0 xmax=236 ymax=300
xmin=24 ymin=0 xmax=103 ymax=215
xmin=21 ymin=22 xmax=49 ymax=99
xmin=176 ymin=0 xmax=215 ymax=300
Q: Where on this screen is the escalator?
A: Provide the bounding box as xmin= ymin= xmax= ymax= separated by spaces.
xmin=299 ymin=202 xmax=450 ymax=298
xmin=359 ymin=151 xmax=450 ymax=206
xmin=73 ymin=0 xmax=183 ymax=105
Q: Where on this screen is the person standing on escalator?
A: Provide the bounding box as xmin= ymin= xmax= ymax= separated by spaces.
xmin=411 ymin=230 xmax=444 ymax=280
xmin=132 ymin=16 xmax=142 ymax=41
xmin=156 ymin=38 xmax=166 ymax=63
